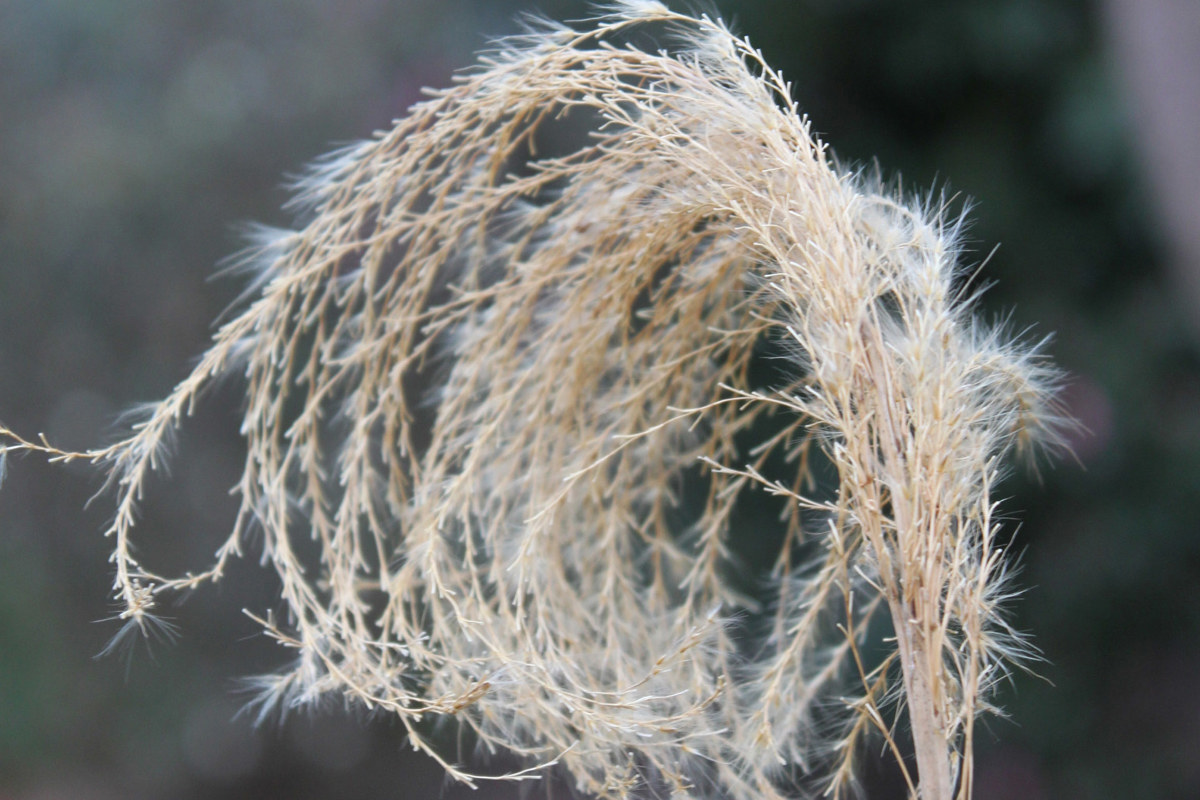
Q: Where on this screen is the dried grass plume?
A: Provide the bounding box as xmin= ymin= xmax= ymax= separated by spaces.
xmin=1 ymin=4 xmax=1065 ymax=798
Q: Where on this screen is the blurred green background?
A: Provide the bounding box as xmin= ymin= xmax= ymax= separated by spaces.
xmin=1 ymin=1 xmax=1197 ymax=798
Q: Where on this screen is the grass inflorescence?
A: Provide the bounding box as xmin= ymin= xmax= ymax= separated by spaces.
xmin=0 ymin=4 xmax=1065 ymax=798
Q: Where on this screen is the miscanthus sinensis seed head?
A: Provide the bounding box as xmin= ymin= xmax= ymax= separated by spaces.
xmin=0 ymin=5 xmax=1065 ymax=799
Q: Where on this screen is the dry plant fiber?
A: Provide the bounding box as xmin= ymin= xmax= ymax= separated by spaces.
xmin=0 ymin=3 xmax=1066 ymax=799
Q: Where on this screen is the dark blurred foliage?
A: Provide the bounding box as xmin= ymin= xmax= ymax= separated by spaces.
xmin=1 ymin=1 xmax=1196 ymax=798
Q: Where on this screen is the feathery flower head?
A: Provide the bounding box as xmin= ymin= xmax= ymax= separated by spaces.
xmin=0 ymin=6 xmax=1064 ymax=799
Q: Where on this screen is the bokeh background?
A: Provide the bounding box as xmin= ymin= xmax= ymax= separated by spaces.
xmin=2 ymin=0 xmax=1198 ymax=797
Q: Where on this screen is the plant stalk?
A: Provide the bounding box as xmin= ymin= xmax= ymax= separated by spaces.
xmin=891 ymin=601 xmax=954 ymax=800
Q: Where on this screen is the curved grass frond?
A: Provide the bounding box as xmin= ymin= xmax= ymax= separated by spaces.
xmin=0 ymin=6 xmax=1064 ymax=798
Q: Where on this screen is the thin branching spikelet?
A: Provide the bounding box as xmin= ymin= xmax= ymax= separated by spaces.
xmin=0 ymin=6 xmax=1065 ymax=799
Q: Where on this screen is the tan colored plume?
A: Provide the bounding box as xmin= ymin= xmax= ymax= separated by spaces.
xmin=1 ymin=4 xmax=1064 ymax=798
